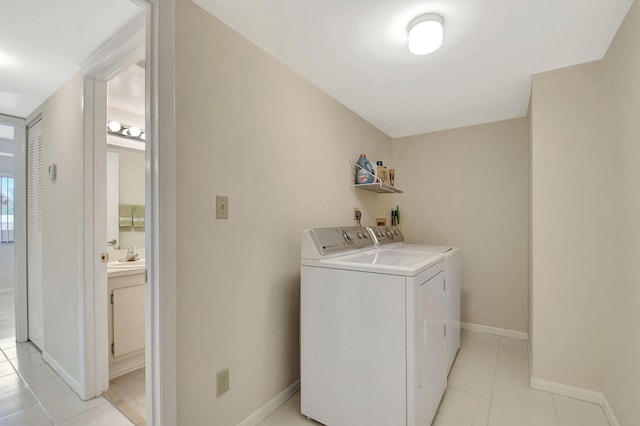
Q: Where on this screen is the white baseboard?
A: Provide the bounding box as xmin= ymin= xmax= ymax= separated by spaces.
xmin=109 ymin=352 xmax=145 ymax=379
xmin=530 ymin=378 xmax=620 ymax=425
xmin=42 ymin=351 xmax=83 ymax=397
xmin=237 ymin=380 xmax=300 ymax=426
xmin=464 ymin=323 xmax=620 ymax=424
xmin=530 ymin=378 xmax=601 ymax=404
xmin=0 ymin=288 xmax=14 ymax=294
xmin=461 ymin=322 xmax=528 ymax=340
xmin=601 ymin=394 xmax=620 ymax=426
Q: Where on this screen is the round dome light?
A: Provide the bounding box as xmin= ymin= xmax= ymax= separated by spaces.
xmin=408 ymin=14 xmax=444 ymax=55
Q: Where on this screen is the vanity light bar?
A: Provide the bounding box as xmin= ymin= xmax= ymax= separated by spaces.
xmin=107 ymin=121 xmax=145 ymax=142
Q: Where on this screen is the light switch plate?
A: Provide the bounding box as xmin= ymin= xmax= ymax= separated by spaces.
xmin=216 ymin=195 xmax=229 ymax=219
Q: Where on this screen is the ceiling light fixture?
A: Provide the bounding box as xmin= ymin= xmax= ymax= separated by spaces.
xmin=0 ymin=50 xmax=14 ymax=67
xmin=107 ymin=121 xmax=145 ymax=142
xmin=407 ymin=13 xmax=444 ymax=55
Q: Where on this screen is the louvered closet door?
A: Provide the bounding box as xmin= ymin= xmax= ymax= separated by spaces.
xmin=27 ymin=119 xmax=43 ymax=350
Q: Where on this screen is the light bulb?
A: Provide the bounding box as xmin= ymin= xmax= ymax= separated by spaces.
xmin=107 ymin=121 xmax=121 ymax=132
xmin=129 ymin=126 xmax=142 ymax=137
xmin=408 ymin=14 xmax=444 ymax=55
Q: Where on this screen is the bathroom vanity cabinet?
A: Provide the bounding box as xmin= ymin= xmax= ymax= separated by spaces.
xmin=108 ymin=268 xmax=146 ymax=378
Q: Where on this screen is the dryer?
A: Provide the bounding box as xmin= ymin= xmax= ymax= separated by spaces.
xmin=300 ymin=227 xmax=447 ymax=426
xmin=368 ymin=226 xmax=462 ymax=372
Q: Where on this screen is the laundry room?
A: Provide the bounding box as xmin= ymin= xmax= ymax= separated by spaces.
xmin=175 ymin=1 xmax=639 ymax=425
xmin=4 ymin=0 xmax=636 ymax=425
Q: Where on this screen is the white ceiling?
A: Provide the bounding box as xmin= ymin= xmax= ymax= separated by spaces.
xmin=0 ymin=0 xmax=142 ymax=119
xmin=193 ymin=0 xmax=633 ymax=137
xmin=1 ymin=1 xmax=633 ymax=136
xmin=108 ymin=61 xmax=146 ymax=117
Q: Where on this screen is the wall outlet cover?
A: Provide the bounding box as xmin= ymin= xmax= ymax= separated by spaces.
xmin=216 ymin=368 xmax=229 ymax=396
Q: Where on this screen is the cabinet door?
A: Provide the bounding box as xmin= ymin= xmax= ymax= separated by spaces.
xmin=113 ymin=285 xmax=145 ymax=357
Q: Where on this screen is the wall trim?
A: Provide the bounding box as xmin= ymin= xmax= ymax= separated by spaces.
xmin=0 ymin=288 xmax=13 ymax=294
xmin=42 ymin=351 xmax=82 ymax=398
xmin=530 ymin=377 xmax=601 ymax=404
xmin=530 ymin=377 xmax=619 ymax=425
xmin=461 ymin=322 xmax=528 ymax=340
xmin=236 ymin=380 xmax=300 ymax=426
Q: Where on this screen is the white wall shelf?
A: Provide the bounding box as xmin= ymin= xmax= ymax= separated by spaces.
xmin=351 ymin=160 xmax=404 ymax=194
xmin=354 ymin=182 xmax=403 ymax=194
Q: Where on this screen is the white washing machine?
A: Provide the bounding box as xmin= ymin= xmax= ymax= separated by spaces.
xmin=300 ymin=227 xmax=448 ymax=426
xmin=368 ymin=226 xmax=462 ymax=372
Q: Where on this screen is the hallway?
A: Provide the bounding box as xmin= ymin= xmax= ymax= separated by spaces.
xmin=0 ymin=290 xmax=133 ymax=425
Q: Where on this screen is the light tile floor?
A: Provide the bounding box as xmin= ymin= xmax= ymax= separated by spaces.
xmin=103 ymin=368 xmax=146 ymax=426
xmin=0 ymin=290 xmax=133 ymax=425
xmin=261 ymin=331 xmax=610 ymax=426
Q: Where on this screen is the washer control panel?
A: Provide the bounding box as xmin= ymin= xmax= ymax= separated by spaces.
xmin=368 ymin=226 xmax=404 ymax=246
xmin=310 ymin=226 xmax=374 ymax=255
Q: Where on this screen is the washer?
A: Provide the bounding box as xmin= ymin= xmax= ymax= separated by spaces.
xmin=368 ymin=226 xmax=462 ymax=372
xmin=300 ymin=226 xmax=448 ymax=426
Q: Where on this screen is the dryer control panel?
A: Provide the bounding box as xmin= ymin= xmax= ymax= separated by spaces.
xmin=368 ymin=226 xmax=405 ymax=246
xmin=309 ymin=227 xmax=374 ymax=256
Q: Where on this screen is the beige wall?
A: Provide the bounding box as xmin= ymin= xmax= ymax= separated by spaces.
xmin=175 ymin=1 xmax=393 ymax=423
xmin=530 ymin=61 xmax=613 ymax=391
xmin=392 ymin=118 xmax=529 ymax=333
xmin=601 ymin=1 xmax=640 ymax=424
xmin=27 ymin=73 xmax=84 ymax=383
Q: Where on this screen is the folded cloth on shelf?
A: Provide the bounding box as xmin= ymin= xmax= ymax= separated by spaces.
xmin=119 ymin=204 xmax=133 ymax=227
xmin=132 ymin=204 xmax=145 ymax=228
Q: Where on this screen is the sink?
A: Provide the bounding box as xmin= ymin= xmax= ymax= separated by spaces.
xmin=108 ymin=259 xmax=145 ymax=269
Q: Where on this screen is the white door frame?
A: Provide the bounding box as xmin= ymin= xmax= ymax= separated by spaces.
xmin=81 ymin=0 xmax=177 ymax=425
xmin=0 ymin=114 xmax=27 ymax=343
xmin=144 ymin=1 xmax=177 ymax=424
xmin=82 ymin=12 xmax=145 ymax=401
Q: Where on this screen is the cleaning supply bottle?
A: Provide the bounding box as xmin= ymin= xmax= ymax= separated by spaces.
xmin=356 ymin=154 xmax=374 ymax=184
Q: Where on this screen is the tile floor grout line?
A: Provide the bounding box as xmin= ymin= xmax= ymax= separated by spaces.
xmin=13 ymin=348 xmax=58 ymax=424
xmin=0 ymin=343 xmax=57 ymax=424
xmin=484 ymin=336 xmax=502 ymax=426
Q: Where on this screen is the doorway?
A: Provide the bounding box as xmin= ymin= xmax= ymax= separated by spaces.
xmin=80 ymin=1 xmax=178 ymax=424
xmin=0 ymin=115 xmax=26 ymax=348
xmin=102 ymin=60 xmax=148 ymax=424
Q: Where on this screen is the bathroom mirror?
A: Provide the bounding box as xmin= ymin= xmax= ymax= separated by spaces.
xmin=106 ymin=61 xmax=146 ymax=251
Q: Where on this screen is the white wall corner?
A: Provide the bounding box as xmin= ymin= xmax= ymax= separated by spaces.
xmin=600 ymin=393 xmax=620 ymax=426
xmin=461 ymin=322 xmax=528 ymax=340
xmin=42 ymin=351 xmax=83 ymax=399
xmin=236 ymin=380 xmax=300 ymax=426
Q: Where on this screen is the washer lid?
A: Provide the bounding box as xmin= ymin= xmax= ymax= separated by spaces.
xmin=312 ymin=249 xmax=445 ymax=276
xmin=386 ymin=244 xmax=461 ymax=257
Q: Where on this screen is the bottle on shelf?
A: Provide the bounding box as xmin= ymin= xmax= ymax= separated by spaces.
xmin=356 ymin=154 xmax=374 ymax=184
